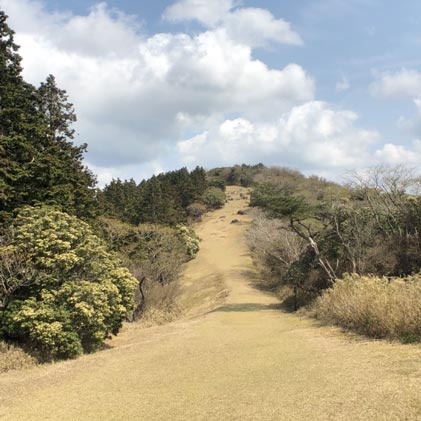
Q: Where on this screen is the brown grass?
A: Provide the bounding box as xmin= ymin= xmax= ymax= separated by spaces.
xmin=0 ymin=341 xmax=37 ymax=373
xmin=309 ymin=274 xmax=421 ymax=342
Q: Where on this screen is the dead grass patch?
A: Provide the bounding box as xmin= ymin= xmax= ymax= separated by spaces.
xmin=0 ymin=341 xmax=37 ymax=373
xmin=309 ymin=274 xmax=421 ymax=343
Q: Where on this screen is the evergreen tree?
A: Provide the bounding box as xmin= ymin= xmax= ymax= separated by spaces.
xmin=0 ymin=12 xmax=96 ymax=221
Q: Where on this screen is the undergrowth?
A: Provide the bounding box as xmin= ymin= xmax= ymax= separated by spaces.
xmin=0 ymin=341 xmax=37 ymax=373
xmin=309 ymin=274 xmax=421 ymax=343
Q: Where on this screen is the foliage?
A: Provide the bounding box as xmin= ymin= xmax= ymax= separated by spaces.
xmin=99 ymin=167 xmax=208 ymax=226
xmin=207 ymin=164 xmax=265 ymax=187
xmin=186 ymin=202 xmax=207 ymax=222
xmin=309 ymin=274 xmax=421 ymax=343
xmin=177 ymin=225 xmax=200 ymax=258
xmin=249 ymin=164 xmax=421 ymax=311
xmin=0 ymin=14 xmax=96 ymax=223
xmin=0 ymin=206 xmax=137 ymax=360
xmin=98 ymin=218 xmax=199 ymax=318
xmin=202 ymin=187 xmax=226 ymax=209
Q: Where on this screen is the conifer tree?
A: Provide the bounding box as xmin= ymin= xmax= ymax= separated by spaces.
xmin=0 ymin=12 xmax=96 ymax=221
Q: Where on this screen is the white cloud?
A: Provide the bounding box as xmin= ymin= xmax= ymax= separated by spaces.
xmin=371 ymin=69 xmax=421 ymax=140
xmin=370 ymin=69 xmax=421 ymax=98
xmin=2 ymin=0 xmax=393 ymax=183
xmin=163 ymin=0 xmax=303 ymax=48
xmin=374 ymin=140 xmax=421 ymax=166
xmin=3 ymin=0 xmax=312 ymax=177
xmin=178 ymin=101 xmax=379 ymax=172
xmin=163 ymin=0 xmax=237 ymax=27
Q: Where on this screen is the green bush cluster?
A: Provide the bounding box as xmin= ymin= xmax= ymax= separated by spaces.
xmin=202 ymin=187 xmax=226 ymax=209
xmin=177 ymin=225 xmax=200 ymax=259
xmin=1 ymin=206 xmax=137 ymax=360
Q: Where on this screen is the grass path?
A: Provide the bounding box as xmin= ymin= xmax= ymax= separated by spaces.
xmin=1 ymin=187 xmax=420 ymax=420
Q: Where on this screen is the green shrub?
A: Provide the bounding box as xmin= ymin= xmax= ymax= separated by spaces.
xmin=309 ymin=274 xmax=421 ymax=342
xmin=1 ymin=206 xmax=137 ymax=360
xmin=98 ymin=218 xmax=199 ymax=319
xmin=177 ymin=225 xmax=200 ymax=259
xmin=202 ymin=187 xmax=226 ymax=209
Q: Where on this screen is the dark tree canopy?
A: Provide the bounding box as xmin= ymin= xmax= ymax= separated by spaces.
xmin=0 ymin=12 xmax=96 ymax=222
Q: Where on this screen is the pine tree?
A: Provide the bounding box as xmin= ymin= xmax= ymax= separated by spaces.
xmin=0 ymin=12 xmax=96 ymax=221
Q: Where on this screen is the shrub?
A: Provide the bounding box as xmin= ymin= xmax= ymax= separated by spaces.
xmin=98 ymin=218 xmax=199 ymax=318
xmin=0 ymin=341 xmax=36 ymax=373
xmin=186 ymin=202 xmax=207 ymax=222
xmin=177 ymin=225 xmax=200 ymax=259
xmin=202 ymin=187 xmax=226 ymax=209
xmin=1 ymin=206 xmax=137 ymax=360
xmin=309 ymin=274 xmax=421 ymax=342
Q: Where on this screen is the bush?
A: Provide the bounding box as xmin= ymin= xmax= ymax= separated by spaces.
xmin=0 ymin=341 xmax=36 ymax=373
xmin=202 ymin=187 xmax=226 ymax=209
xmin=309 ymin=274 xmax=421 ymax=342
xmin=186 ymin=202 xmax=207 ymax=222
xmin=177 ymin=225 xmax=200 ymax=259
xmin=98 ymin=218 xmax=199 ymax=319
xmin=1 ymin=206 xmax=137 ymax=360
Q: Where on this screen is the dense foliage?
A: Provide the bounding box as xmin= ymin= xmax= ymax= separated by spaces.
xmin=0 ymin=12 xmax=96 ymax=223
xmin=248 ymin=165 xmax=421 ymax=312
xmin=0 ymin=206 xmax=137 ymax=360
xmin=97 ymin=167 xmax=208 ymax=225
xmin=98 ymin=218 xmax=199 ymax=318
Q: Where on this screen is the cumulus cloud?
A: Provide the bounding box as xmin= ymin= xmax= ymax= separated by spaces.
xmin=163 ymin=0 xmax=236 ymax=26
xmin=1 ymin=0 xmax=390 ymax=183
xmin=3 ymin=0 xmax=312 ymax=175
xmin=177 ymin=101 xmax=379 ymax=172
xmin=371 ymin=69 xmax=421 ymax=141
xmin=374 ymin=140 xmax=421 ymax=166
xmin=163 ymin=0 xmax=303 ymax=48
xmin=370 ymin=69 xmax=421 ymax=98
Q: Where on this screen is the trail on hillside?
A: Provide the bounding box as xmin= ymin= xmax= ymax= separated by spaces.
xmin=1 ymin=187 xmax=420 ymax=420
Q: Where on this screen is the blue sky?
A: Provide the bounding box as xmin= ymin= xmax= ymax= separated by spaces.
xmin=2 ymin=0 xmax=421 ymax=185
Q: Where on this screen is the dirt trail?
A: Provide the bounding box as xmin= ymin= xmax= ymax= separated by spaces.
xmin=1 ymin=186 xmax=420 ymax=420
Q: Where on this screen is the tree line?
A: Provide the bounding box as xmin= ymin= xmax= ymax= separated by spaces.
xmin=0 ymin=11 xmax=225 ymax=363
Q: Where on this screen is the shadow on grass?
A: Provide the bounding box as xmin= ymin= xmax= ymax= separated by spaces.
xmin=211 ymin=302 xmax=283 ymax=313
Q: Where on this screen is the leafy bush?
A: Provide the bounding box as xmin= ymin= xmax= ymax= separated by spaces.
xmin=177 ymin=225 xmax=200 ymax=258
xmin=1 ymin=206 xmax=137 ymax=360
xmin=186 ymin=202 xmax=207 ymax=222
xmin=309 ymin=274 xmax=421 ymax=342
xmin=98 ymin=218 xmax=199 ymax=319
xmin=202 ymin=187 xmax=226 ymax=209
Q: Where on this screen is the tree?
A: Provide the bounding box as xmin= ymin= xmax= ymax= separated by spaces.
xmin=0 ymin=11 xmax=45 ymax=221
xmin=1 ymin=206 xmax=137 ymax=360
xmin=0 ymin=12 xmax=96 ymax=222
xmin=34 ymin=74 xmax=97 ymax=218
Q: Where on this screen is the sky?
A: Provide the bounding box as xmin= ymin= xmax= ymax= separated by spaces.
xmin=2 ymin=0 xmax=421 ymax=185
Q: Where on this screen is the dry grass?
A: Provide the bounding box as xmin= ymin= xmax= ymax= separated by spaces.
xmin=309 ymin=274 xmax=421 ymax=342
xmin=0 ymin=341 xmax=37 ymax=373
xmin=137 ymin=279 xmax=183 ymax=326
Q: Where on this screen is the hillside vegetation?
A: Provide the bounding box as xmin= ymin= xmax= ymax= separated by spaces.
xmin=231 ymin=164 xmax=421 ymax=342
xmin=0 ymin=12 xmax=225 ymax=368
xmin=0 ymin=6 xmax=420 ymax=377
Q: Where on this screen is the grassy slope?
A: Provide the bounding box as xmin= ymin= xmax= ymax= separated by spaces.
xmin=0 ymin=187 xmax=420 ymax=420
